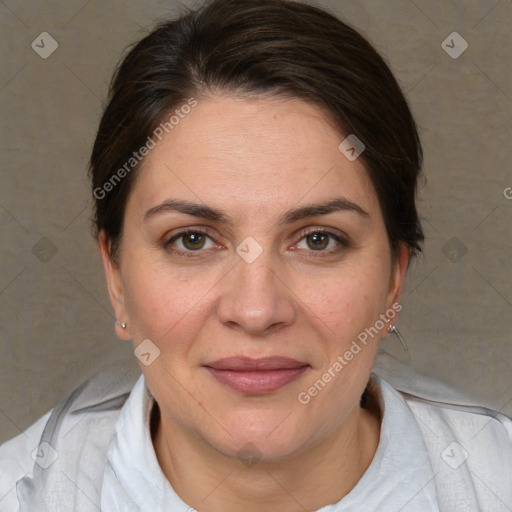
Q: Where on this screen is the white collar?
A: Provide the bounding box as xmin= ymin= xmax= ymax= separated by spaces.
xmin=102 ymin=374 xmax=440 ymax=511
xmin=101 ymin=375 xmax=189 ymax=510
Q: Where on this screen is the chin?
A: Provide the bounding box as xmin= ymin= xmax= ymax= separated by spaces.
xmin=205 ymin=410 xmax=312 ymax=464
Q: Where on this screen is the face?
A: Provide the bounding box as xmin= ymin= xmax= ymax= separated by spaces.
xmin=100 ymin=95 xmax=408 ymax=463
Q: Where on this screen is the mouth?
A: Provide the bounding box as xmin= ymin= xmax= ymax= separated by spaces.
xmin=203 ymin=357 xmax=310 ymax=394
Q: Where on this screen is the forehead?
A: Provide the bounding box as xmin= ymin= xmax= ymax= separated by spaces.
xmin=127 ymin=95 xmax=379 ymax=221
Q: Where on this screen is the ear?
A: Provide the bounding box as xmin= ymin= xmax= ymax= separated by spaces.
xmin=388 ymin=243 xmax=410 ymax=304
xmin=383 ymin=243 xmax=410 ymax=336
xmin=99 ymin=230 xmax=131 ymax=340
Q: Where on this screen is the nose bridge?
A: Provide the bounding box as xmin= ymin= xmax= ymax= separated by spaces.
xmin=238 ymin=254 xmax=277 ymax=301
xmin=216 ymin=247 xmax=296 ymax=334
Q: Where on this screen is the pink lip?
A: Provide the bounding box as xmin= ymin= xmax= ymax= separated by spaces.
xmin=203 ymin=357 xmax=310 ymax=394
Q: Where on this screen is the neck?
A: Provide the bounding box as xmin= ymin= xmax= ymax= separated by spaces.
xmin=151 ymin=391 xmax=381 ymax=512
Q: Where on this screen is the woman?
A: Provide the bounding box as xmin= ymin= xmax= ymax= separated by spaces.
xmin=1 ymin=0 xmax=511 ymax=510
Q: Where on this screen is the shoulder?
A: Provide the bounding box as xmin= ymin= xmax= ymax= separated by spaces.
xmin=402 ymin=388 xmax=512 ymax=464
xmin=0 ymin=357 xmax=141 ymax=511
xmin=0 ymin=411 xmax=51 ymax=511
xmin=374 ymin=351 xmax=512 ymax=447
xmin=402 ymin=390 xmax=512 ymax=508
xmin=404 ymin=391 xmax=512 ymax=441
xmin=374 ymin=352 xmax=512 ymax=507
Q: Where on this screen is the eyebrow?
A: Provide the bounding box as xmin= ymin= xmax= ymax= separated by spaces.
xmin=143 ymin=197 xmax=369 ymax=224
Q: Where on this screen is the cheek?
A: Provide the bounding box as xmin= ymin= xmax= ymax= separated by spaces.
xmin=122 ymin=260 xmax=217 ymax=342
xmin=294 ymin=265 xmax=390 ymax=340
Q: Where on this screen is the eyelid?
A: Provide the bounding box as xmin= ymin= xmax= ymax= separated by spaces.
xmin=295 ymin=226 xmax=349 ymax=245
xmin=163 ymin=226 xmax=221 ymax=253
xmin=162 ymin=226 xmax=350 ymax=257
xmin=164 ymin=226 xmax=217 ymax=242
xmin=290 ymin=227 xmax=350 ymax=257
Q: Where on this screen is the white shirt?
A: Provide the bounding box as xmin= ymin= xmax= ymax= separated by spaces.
xmin=102 ymin=374 xmax=441 ymax=511
xmin=1 ymin=354 xmax=512 ymax=511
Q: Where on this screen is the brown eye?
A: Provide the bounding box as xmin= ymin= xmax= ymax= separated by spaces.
xmin=306 ymin=232 xmax=329 ymax=250
xmin=182 ymin=232 xmax=206 ymax=250
xmin=295 ymin=230 xmax=348 ymax=255
xmin=165 ymin=230 xmax=216 ymax=253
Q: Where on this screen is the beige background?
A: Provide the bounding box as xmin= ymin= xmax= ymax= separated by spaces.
xmin=0 ymin=0 xmax=511 ymax=445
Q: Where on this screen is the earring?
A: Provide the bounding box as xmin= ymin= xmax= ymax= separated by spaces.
xmin=387 ymin=324 xmax=411 ymax=362
xmin=115 ymin=320 xmax=127 ymax=329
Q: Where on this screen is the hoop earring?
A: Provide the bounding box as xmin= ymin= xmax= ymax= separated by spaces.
xmin=115 ymin=321 xmax=126 ymax=329
xmin=388 ymin=324 xmax=411 ymax=363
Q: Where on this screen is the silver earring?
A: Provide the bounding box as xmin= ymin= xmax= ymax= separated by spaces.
xmin=388 ymin=324 xmax=411 ymax=362
xmin=115 ymin=321 xmax=126 ymax=329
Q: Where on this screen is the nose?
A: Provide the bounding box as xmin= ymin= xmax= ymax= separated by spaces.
xmin=216 ymin=252 xmax=297 ymax=336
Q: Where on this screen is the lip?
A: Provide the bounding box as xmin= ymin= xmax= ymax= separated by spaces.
xmin=203 ymin=357 xmax=310 ymax=394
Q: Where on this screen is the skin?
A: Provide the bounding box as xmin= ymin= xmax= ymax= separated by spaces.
xmin=100 ymin=95 xmax=409 ymax=512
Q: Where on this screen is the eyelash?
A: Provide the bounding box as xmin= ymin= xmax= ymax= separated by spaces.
xmin=164 ymin=227 xmax=349 ymax=258
xmin=164 ymin=228 xmax=219 ymax=258
xmin=295 ymin=228 xmax=349 ymax=257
